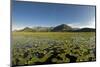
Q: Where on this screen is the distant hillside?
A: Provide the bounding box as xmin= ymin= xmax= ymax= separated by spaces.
xmin=16 ymin=27 xmax=53 ymax=32
xmin=32 ymin=27 xmax=53 ymax=32
xmin=51 ymin=24 xmax=73 ymax=32
xmin=17 ymin=27 xmax=36 ymax=32
xmin=14 ymin=24 xmax=95 ymax=32
xmin=73 ymin=28 xmax=96 ymax=32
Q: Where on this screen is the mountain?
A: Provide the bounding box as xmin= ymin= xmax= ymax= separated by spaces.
xmin=32 ymin=27 xmax=53 ymax=32
xmin=13 ymin=24 xmax=95 ymax=32
xmin=73 ymin=28 xmax=96 ymax=32
xmin=51 ymin=24 xmax=73 ymax=32
xmin=15 ymin=27 xmax=53 ymax=32
xmin=18 ymin=27 xmax=36 ymax=32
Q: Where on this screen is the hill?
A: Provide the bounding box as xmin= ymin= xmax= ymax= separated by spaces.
xmin=73 ymin=28 xmax=96 ymax=32
xmin=13 ymin=24 xmax=95 ymax=32
xmin=17 ymin=27 xmax=36 ymax=32
xmin=51 ymin=24 xmax=73 ymax=32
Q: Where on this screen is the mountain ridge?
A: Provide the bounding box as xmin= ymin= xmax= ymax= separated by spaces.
xmin=13 ymin=24 xmax=95 ymax=32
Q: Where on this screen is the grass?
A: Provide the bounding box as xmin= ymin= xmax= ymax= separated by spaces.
xmin=12 ymin=32 xmax=96 ymax=66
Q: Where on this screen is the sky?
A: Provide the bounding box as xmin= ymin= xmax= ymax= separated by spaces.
xmin=12 ymin=0 xmax=96 ymax=30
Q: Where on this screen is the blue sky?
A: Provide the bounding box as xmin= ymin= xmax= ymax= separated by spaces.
xmin=12 ymin=1 xmax=96 ymax=30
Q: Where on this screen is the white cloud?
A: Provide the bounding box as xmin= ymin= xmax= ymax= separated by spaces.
xmin=12 ymin=25 xmax=25 ymax=31
xmin=67 ymin=17 xmax=95 ymax=28
xmin=81 ymin=18 xmax=95 ymax=28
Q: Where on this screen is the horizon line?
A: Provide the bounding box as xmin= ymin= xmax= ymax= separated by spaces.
xmin=12 ymin=24 xmax=95 ymax=31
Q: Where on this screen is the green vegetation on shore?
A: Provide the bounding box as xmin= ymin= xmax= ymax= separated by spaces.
xmin=12 ymin=32 xmax=96 ymax=66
